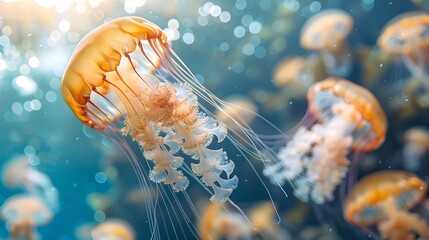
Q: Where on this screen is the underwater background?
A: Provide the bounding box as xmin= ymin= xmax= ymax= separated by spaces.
xmin=1 ymin=0 xmax=429 ymax=239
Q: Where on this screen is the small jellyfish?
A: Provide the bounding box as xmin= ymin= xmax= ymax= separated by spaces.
xmin=198 ymin=202 xmax=251 ymax=240
xmin=215 ymin=95 xmax=258 ymax=133
xmin=403 ymin=127 xmax=429 ymax=171
xmin=1 ymin=194 xmax=53 ymax=240
xmin=248 ymin=201 xmax=291 ymax=240
xmin=378 ymin=12 xmax=429 ymax=80
xmin=300 ymin=9 xmax=354 ymax=77
xmin=344 ymin=170 xmax=429 ymax=240
xmin=91 ymin=219 xmax=135 ymax=240
xmin=264 ymin=77 xmax=387 ymax=204
xmin=1 ymin=155 xmax=59 ymax=212
xmin=272 ymin=55 xmax=326 ymax=94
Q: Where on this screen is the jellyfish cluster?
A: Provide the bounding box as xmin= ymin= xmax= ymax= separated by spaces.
xmin=3 ymin=1 xmax=429 ymax=240
xmin=0 ymin=155 xmax=58 ymax=240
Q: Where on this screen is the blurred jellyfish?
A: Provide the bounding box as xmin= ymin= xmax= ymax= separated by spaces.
xmin=248 ymin=201 xmax=291 ymax=240
xmin=264 ymin=77 xmax=387 ymax=204
xmin=300 ymin=9 xmax=354 ymax=77
xmin=378 ymin=12 xmax=429 ymax=80
xmin=1 ymin=194 xmax=53 ymax=240
xmin=61 ymin=16 xmax=274 ymax=238
xmin=403 ymin=127 xmax=429 ymax=171
xmin=198 ymin=202 xmax=251 ymax=240
xmin=378 ymin=12 xmax=429 ymax=108
xmin=344 ymin=171 xmax=429 ymax=240
xmin=1 ymin=155 xmax=59 ymax=212
xmin=215 ymin=95 xmax=258 ymax=133
xmin=91 ymin=219 xmax=135 ymax=240
xmin=272 ymin=55 xmax=326 ymax=94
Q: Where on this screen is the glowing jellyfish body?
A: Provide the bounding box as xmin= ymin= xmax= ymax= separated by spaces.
xmin=264 ymin=78 xmax=387 ymax=204
xmin=378 ymin=12 xmax=429 ymax=79
xmin=300 ymin=10 xmax=354 ymax=77
xmin=91 ymin=219 xmax=135 ymax=240
xmin=1 ymin=155 xmax=59 ymax=212
xmin=1 ymin=194 xmax=53 ymax=240
xmin=344 ymin=171 xmax=429 ymax=240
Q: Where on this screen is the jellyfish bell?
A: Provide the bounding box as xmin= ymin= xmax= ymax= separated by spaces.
xmin=300 ymin=9 xmax=354 ymax=77
xmin=215 ymin=95 xmax=258 ymax=134
xmin=272 ymin=55 xmax=326 ymax=95
xmin=378 ymin=12 xmax=429 ymax=79
xmin=91 ymin=219 xmax=135 ymax=240
xmin=264 ymin=77 xmax=387 ymax=204
xmin=61 ymin=16 xmax=278 ymax=238
xmin=1 ymin=194 xmax=53 ymax=240
xmin=248 ymin=201 xmax=291 ymax=240
xmin=198 ymin=202 xmax=252 ymax=240
xmin=344 ymin=170 xmax=429 ymax=240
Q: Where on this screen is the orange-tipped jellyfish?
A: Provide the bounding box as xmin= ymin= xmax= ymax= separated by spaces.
xmin=264 ymin=77 xmax=387 ymax=204
xmin=1 ymin=155 xmax=59 ymax=212
xmin=62 ymin=16 xmax=239 ymax=202
xmin=344 ymin=171 xmax=429 ymax=240
xmin=378 ymin=12 xmax=429 ymax=80
xmin=61 ymin=16 xmax=275 ymax=238
xmin=91 ymin=219 xmax=135 ymax=240
xmin=1 ymin=194 xmax=53 ymax=240
xmin=300 ymin=9 xmax=354 ymax=77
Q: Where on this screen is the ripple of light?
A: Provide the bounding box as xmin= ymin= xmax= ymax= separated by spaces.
xmin=13 ymin=75 xmax=38 ymax=96
xmin=183 ymin=32 xmax=194 ymax=44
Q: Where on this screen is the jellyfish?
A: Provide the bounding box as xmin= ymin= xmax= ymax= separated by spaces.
xmin=403 ymin=127 xmax=429 ymax=171
xmin=215 ymin=95 xmax=258 ymax=133
xmin=378 ymin=12 xmax=429 ymax=80
xmin=1 ymin=194 xmax=53 ymax=240
xmin=91 ymin=219 xmax=135 ymax=240
xmin=272 ymin=55 xmax=326 ymax=93
xmin=248 ymin=201 xmax=291 ymax=240
xmin=343 ymin=170 xmax=429 ymax=240
xmin=198 ymin=202 xmax=251 ymax=240
xmin=61 ymin=16 xmax=274 ymax=238
xmin=378 ymin=12 xmax=429 ymax=109
xmin=1 ymin=155 xmax=59 ymax=212
xmin=266 ymin=55 xmax=327 ymax=115
xmin=300 ymin=9 xmax=354 ymax=77
xmin=264 ymin=77 xmax=387 ymax=204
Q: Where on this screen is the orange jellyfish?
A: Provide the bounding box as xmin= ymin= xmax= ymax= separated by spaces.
xmin=198 ymin=202 xmax=251 ymax=240
xmin=1 ymin=194 xmax=53 ymax=240
xmin=344 ymin=170 xmax=429 ymax=240
xmin=264 ymin=77 xmax=387 ymax=204
xmin=378 ymin=12 xmax=429 ymax=80
xmin=1 ymin=155 xmax=59 ymax=212
xmin=300 ymin=9 xmax=354 ymax=77
xmin=91 ymin=219 xmax=135 ymax=240
xmin=61 ymin=16 xmax=274 ymax=238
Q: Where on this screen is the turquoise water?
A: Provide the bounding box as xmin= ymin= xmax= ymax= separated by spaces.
xmin=0 ymin=0 xmax=428 ymax=239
